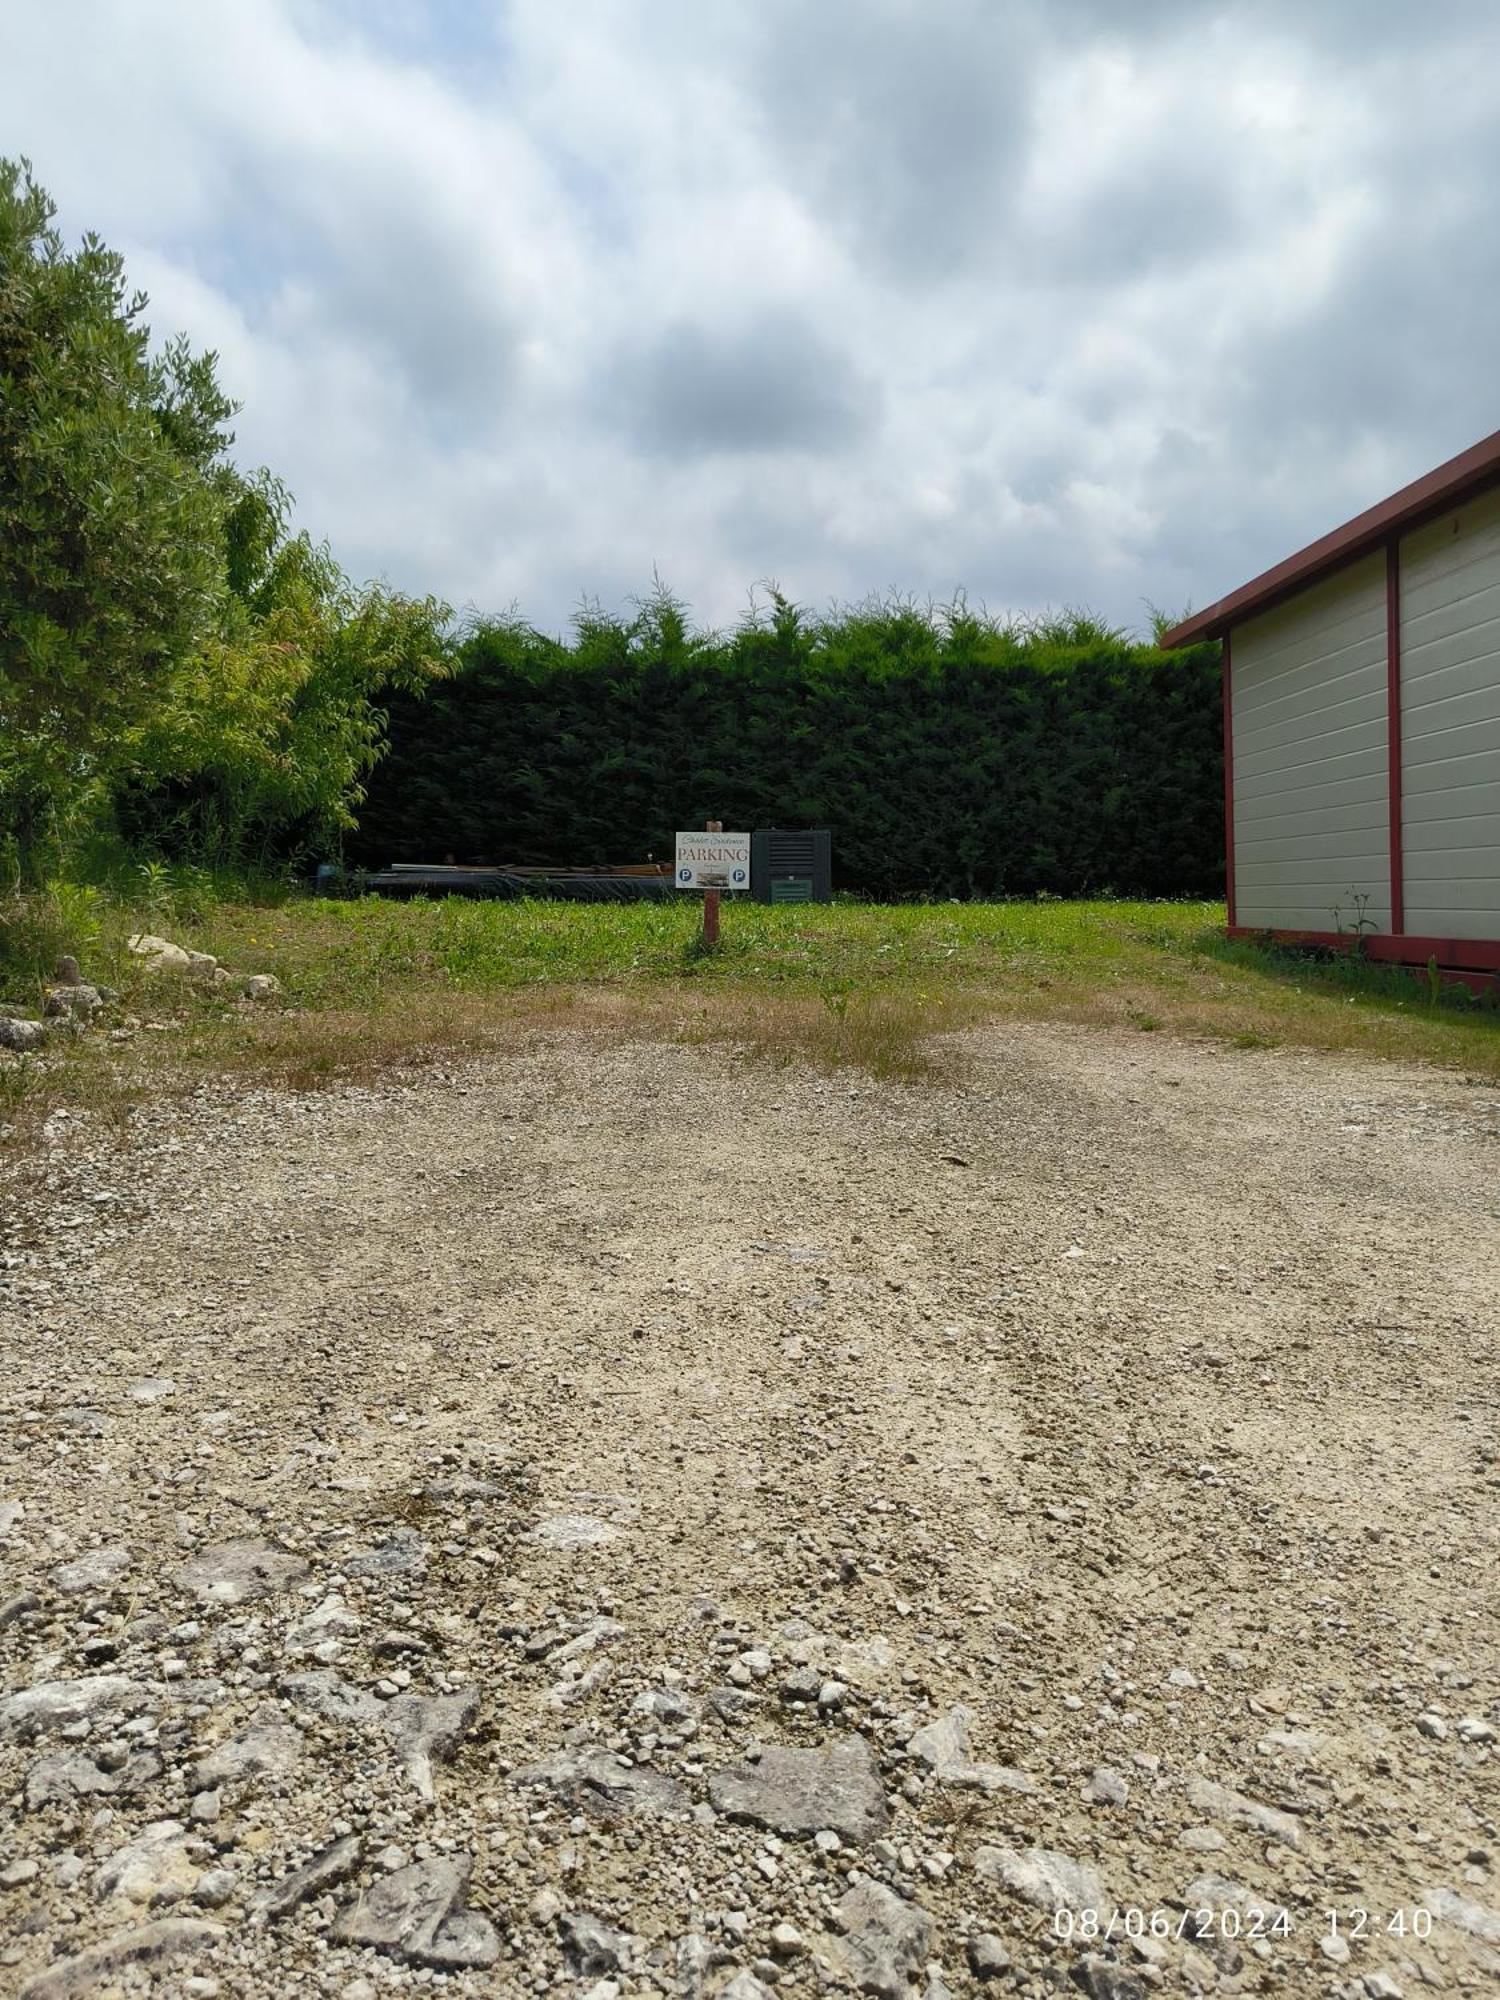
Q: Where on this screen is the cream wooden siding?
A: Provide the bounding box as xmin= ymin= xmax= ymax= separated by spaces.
xmin=1398 ymin=485 xmax=1500 ymax=940
xmin=1231 ymin=552 xmax=1390 ymax=933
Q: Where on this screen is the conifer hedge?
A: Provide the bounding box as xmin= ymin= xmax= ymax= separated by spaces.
xmin=354 ymin=592 xmax=1223 ymax=900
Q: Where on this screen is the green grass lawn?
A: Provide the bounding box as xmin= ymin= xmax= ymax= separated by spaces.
xmin=3 ymin=891 xmax=1498 ymax=1148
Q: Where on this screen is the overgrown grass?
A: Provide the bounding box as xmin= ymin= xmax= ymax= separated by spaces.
xmin=3 ymin=885 xmax=1499 ymax=1156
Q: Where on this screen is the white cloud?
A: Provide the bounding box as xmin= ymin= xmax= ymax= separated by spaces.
xmin=3 ymin=0 xmax=1498 ymax=634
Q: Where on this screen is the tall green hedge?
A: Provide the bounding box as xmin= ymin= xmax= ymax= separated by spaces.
xmin=354 ymin=593 xmax=1223 ymax=899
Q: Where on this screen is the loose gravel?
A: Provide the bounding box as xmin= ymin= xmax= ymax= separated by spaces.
xmin=1 ymin=1023 xmax=1497 ymax=1998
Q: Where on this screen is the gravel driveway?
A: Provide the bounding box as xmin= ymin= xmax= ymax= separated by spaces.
xmin=1 ymin=1024 xmax=1497 ymax=1998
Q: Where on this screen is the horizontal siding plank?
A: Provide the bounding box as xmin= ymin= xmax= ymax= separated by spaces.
xmin=1402 ymin=902 xmax=1500 ymax=940
xmin=1237 ymin=901 xmax=1393 ymax=932
xmin=1403 ymin=801 xmax=1500 ymax=841
xmin=1236 ymin=729 xmax=1387 ymax=785
xmin=1403 ymin=846 xmax=1500 ymax=877
xmin=1408 ymin=748 xmax=1500 ymax=792
xmin=1236 ymin=798 xmax=1391 ymax=842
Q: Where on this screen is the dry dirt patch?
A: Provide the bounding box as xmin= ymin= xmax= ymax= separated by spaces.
xmin=1 ymin=1024 xmax=1497 ymax=1998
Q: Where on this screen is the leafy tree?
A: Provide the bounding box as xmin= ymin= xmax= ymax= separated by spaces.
xmin=0 ymin=158 xmax=232 ymax=877
xmin=116 ymin=483 xmax=452 ymax=865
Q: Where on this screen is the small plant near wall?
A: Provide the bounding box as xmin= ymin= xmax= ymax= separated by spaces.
xmin=1331 ymin=889 xmax=1377 ymax=952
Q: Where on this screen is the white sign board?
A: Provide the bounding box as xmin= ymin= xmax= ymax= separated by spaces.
xmin=676 ymin=830 xmax=750 ymax=891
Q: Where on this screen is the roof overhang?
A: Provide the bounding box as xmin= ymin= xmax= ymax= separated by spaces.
xmin=1161 ymin=425 xmax=1500 ymax=648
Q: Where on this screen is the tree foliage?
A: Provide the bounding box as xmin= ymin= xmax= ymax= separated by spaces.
xmin=0 ymin=158 xmax=231 ymax=870
xmin=117 ymin=475 xmax=450 ymax=864
xmin=0 ymin=158 xmax=451 ymax=880
xmin=356 ymin=588 xmax=1224 ymax=899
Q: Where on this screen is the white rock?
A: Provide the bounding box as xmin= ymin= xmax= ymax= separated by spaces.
xmin=95 ymin=1820 xmax=200 ymax=1905
xmin=907 ymin=1705 xmax=1034 ymax=1796
xmin=974 ymin=1844 xmax=1106 ymax=1913
xmin=54 ymin=1546 xmax=133 ymax=1595
xmin=1084 ymin=1765 xmax=1129 ymax=1806
xmin=528 ymin=1513 xmax=620 ymax=1550
xmin=0 ymin=1675 xmax=149 ymax=1738
xmin=126 ymin=934 xmax=193 ymax=972
xmin=1185 ymin=1775 xmax=1303 ymax=1848
xmin=1421 ymin=1886 xmax=1500 ymax=1941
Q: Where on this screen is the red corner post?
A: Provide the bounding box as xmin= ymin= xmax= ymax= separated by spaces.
xmin=1222 ymin=630 xmax=1236 ymax=928
xmin=1386 ymin=542 xmax=1405 ymax=936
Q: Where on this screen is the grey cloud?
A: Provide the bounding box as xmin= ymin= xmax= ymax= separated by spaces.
xmin=4 ymin=0 xmax=1500 ymax=639
xmin=606 ymin=313 xmax=879 ymax=457
xmin=746 ymin=0 xmax=1039 ymax=280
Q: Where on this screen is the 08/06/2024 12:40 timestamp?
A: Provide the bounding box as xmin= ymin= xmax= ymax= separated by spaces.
xmin=1052 ymin=1904 xmax=1436 ymax=1946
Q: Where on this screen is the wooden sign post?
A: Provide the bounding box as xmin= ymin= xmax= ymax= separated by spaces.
xmin=674 ymin=820 xmax=750 ymax=949
xmin=702 ymin=819 xmax=722 ymax=946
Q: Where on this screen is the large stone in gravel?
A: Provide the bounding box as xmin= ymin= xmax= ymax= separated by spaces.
xmin=906 ymin=1706 xmax=1034 ymax=1795
xmin=709 ymin=1735 xmax=889 ymax=1845
xmin=1 ymin=1674 xmax=149 ymax=1738
xmin=528 ymin=1512 xmax=621 ymax=1549
xmin=384 ymin=1686 xmax=478 ymax=1799
xmin=1185 ymin=1775 xmax=1303 ymax=1849
xmin=255 ymin=1835 xmax=362 ymax=1922
xmin=343 ymin=1526 xmax=426 ymax=1577
xmin=1422 ymin=1886 xmax=1500 ymax=1941
xmin=720 ymin=1975 xmax=776 ymax=2000
xmin=129 ymin=1377 xmax=176 ymax=1403
xmin=333 ymin=1855 xmax=498 ymax=1969
xmin=967 ymin=1933 xmax=1012 ymax=1980
xmin=174 ymin=1539 xmax=308 ymax=1607
xmin=1072 ymin=1958 xmax=1146 ymax=2000
xmin=17 ymin=1919 xmax=222 ymax=1999
xmin=26 ymin=1747 xmax=162 ymax=1809
xmin=974 ymin=1845 xmax=1107 ymax=1914
xmin=512 ymin=1746 xmax=691 ymax=1819
xmin=285 ymin=1593 xmax=360 ymax=1653
xmin=828 ymin=1881 xmax=933 ymax=1998
xmin=95 ymin=1820 xmax=200 ymax=1905
xmin=281 ymin=1670 xmax=382 ymax=1725
xmin=54 ymin=1545 xmax=133 ymax=1595
xmin=195 ymin=1705 xmax=304 ymax=1785
xmin=1180 ymin=1873 xmax=1293 ymax=1930
xmin=561 ymin=1909 xmax=638 ymax=1977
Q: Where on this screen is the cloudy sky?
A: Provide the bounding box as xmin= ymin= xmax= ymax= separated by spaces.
xmin=4 ymin=0 xmax=1498 ymax=637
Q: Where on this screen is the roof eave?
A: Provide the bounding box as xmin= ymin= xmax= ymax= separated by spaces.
xmin=1160 ymin=424 xmax=1500 ymax=651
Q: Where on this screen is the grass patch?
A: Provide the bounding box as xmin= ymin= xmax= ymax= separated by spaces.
xmin=3 ymin=889 xmax=1499 ymax=1157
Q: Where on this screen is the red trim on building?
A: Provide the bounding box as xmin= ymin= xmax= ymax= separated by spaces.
xmin=1221 ymin=629 xmax=1235 ymax=928
xmin=1162 ymin=429 xmax=1500 ymax=647
xmin=1385 ymin=542 xmax=1404 ymax=936
xmin=1227 ymin=925 xmax=1500 ymax=979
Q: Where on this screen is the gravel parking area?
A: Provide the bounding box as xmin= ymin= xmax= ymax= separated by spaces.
xmin=1 ymin=1024 xmax=1497 ymax=1998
